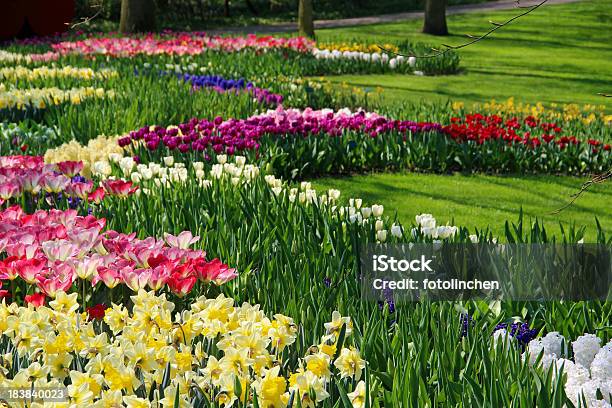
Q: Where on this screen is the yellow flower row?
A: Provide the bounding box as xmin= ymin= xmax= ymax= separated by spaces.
xmin=0 ymin=65 xmax=117 ymax=81
xmin=454 ymin=97 xmax=611 ymax=125
xmin=0 ymin=290 xmax=367 ymax=408
xmin=0 ymin=84 xmax=115 ymax=110
xmin=44 ymin=136 xmax=124 ymax=177
xmin=316 ymin=42 xmax=399 ymax=54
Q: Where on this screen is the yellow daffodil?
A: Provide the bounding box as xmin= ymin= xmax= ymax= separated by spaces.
xmin=348 ymin=381 xmax=368 ymax=408
xmin=334 ymin=347 xmax=366 ymax=380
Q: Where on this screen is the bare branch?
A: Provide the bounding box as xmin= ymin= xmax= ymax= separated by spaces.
xmin=68 ymin=2 xmax=103 ymax=30
xmin=379 ymin=0 xmax=548 ymax=59
xmin=551 ymin=169 xmax=612 ymax=214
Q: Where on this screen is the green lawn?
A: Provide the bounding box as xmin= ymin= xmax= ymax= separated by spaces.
xmin=314 ymin=173 xmax=612 ymax=241
xmin=312 ymin=0 xmax=611 ymax=240
xmin=316 ymin=0 xmax=612 ymax=109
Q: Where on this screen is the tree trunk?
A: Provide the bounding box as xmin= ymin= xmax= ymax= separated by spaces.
xmin=224 ymin=0 xmax=230 ymax=17
xmin=120 ymin=0 xmax=156 ymax=33
xmin=298 ymin=0 xmax=314 ymax=38
xmin=423 ymin=0 xmax=448 ymax=36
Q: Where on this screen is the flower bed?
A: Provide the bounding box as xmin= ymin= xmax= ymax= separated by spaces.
xmin=181 ymin=73 xmax=284 ymax=107
xmin=0 ymin=205 xmax=235 ymax=303
xmin=116 ymin=107 xmax=610 ymax=178
xmin=52 ymin=33 xmax=315 ymax=56
xmin=0 ymin=290 xmax=366 ymax=407
xmin=0 ymin=66 xmax=117 ymax=82
xmin=0 ymin=84 xmax=115 ymax=111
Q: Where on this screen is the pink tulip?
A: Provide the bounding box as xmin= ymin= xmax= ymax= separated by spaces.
xmin=42 ymin=174 xmax=71 ymax=193
xmin=41 ymin=240 xmax=78 ymax=262
xmin=56 ymin=161 xmax=84 ymax=177
xmin=66 ymin=180 xmax=94 ymax=199
xmin=120 ymin=267 xmax=151 ymax=291
xmin=19 ymin=172 xmax=43 ymax=193
xmin=36 ymin=263 xmax=74 ymax=297
xmin=0 ymin=182 xmax=21 ymax=200
xmin=15 ymin=258 xmax=46 ymax=284
xmin=0 ymin=256 xmax=19 ymax=280
xmin=214 ymin=266 xmax=238 ymax=285
xmin=4 ymin=242 xmax=39 ymax=259
xmin=68 ymin=227 xmax=101 ymax=255
xmin=70 ymin=255 xmax=103 ymax=280
xmin=0 ymin=207 xmax=236 ymax=299
xmin=147 ymin=264 xmax=172 ymax=291
xmin=164 ymin=231 xmax=200 ymax=249
xmin=94 ymin=266 xmax=121 ymax=288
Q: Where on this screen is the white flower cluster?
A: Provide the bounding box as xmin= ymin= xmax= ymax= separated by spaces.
xmin=102 ymin=154 xmax=261 ymax=193
xmin=263 ymin=175 xmax=403 ymax=242
xmin=412 ymin=213 xmax=458 ymax=240
xmin=209 ymin=154 xmax=260 ymax=185
xmin=312 ymin=49 xmax=417 ymax=70
xmin=0 ymin=50 xmax=34 ymax=64
xmin=526 ymin=332 xmax=612 ymax=407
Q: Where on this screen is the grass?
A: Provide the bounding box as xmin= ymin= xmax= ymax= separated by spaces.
xmin=314 ymin=172 xmax=612 ymax=240
xmin=313 ymin=0 xmax=611 ymax=240
xmin=315 ymin=0 xmax=612 ymax=109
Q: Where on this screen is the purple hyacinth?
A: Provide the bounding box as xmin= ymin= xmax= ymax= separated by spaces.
xmin=494 ymin=322 xmax=537 ymax=346
xmin=460 ymin=313 xmax=472 ymax=337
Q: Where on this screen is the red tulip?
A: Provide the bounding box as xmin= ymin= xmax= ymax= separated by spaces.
xmin=88 ymin=187 xmax=106 ymax=204
xmin=24 ymin=293 xmax=46 ymax=307
xmin=86 ymin=303 xmax=107 ymax=320
xmin=102 ymin=180 xmax=138 ymax=198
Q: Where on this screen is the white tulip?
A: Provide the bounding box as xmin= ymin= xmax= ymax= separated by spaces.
xmin=375 ymin=220 xmax=384 ymax=231
xmin=163 ymin=156 xmax=174 ymax=167
xmin=235 ymin=156 xmax=246 ymax=167
xmin=391 ymin=224 xmax=403 ymax=238
xmin=361 ymin=207 xmax=372 ymax=218
xmin=217 ymin=154 xmax=227 ymax=164
xmin=108 ymin=153 xmax=123 ymax=163
xmin=328 ymin=189 xmax=341 ymax=201
xmin=437 ymin=226 xmax=458 ymax=239
xmin=376 ymin=230 xmax=388 ymax=242
xmin=372 ymin=204 xmax=384 ymax=217
xmin=130 ymin=172 xmax=142 ymax=183
xmin=140 ymin=168 xmax=153 ymax=180
xmin=92 ymin=161 xmax=111 ymax=176
xmin=416 ymin=214 xmax=436 ymax=229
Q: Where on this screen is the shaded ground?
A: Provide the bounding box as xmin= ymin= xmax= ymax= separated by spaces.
xmin=207 ymin=0 xmax=581 ymax=34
